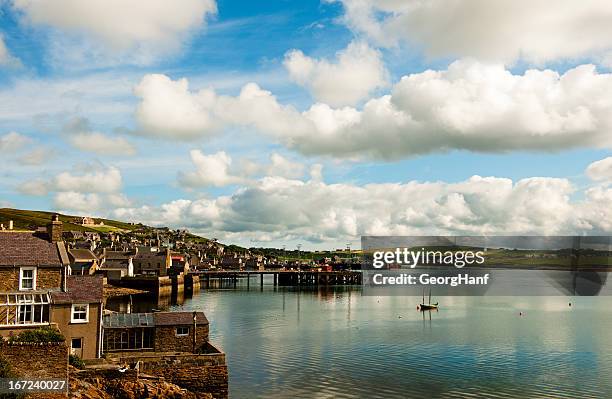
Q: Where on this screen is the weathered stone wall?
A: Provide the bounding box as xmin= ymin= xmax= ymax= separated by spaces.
xmin=0 ymin=341 xmax=69 ymax=398
xmin=0 ymin=268 xmax=19 ymax=291
xmin=130 ymin=352 xmax=228 ymax=399
xmin=37 ymin=268 xmax=62 ymax=289
xmin=154 ymin=325 xmax=209 ymax=353
xmin=0 ymin=267 xmax=63 ymax=291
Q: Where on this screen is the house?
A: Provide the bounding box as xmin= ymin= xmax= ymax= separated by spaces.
xmin=99 ymin=249 xmax=135 ymax=280
xmin=133 ymin=247 xmax=171 ymax=276
xmin=220 ymin=254 xmax=243 ymax=270
xmin=68 ymin=248 xmax=99 ymax=275
xmin=102 ymin=311 xmax=209 ymax=353
xmin=50 ymin=275 xmax=104 ymax=359
xmin=0 ymin=215 xmax=104 ymax=360
xmin=0 ymin=216 xmax=67 ymax=334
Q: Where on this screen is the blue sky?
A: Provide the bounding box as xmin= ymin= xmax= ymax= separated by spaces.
xmin=0 ymin=0 xmax=611 ymax=248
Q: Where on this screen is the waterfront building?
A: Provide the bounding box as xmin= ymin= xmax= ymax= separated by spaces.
xmin=102 ymin=311 xmax=209 ymax=353
xmin=0 ymin=215 xmax=104 ymax=359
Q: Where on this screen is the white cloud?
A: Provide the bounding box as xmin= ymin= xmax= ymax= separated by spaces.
xmin=178 ymin=150 xmax=244 ymax=188
xmin=53 ymin=191 xmax=101 ymax=212
xmin=113 ymin=169 xmax=612 ymax=246
xmin=134 ymin=74 xmax=219 ymax=139
xmin=134 ymin=62 xmax=612 ymax=159
xmin=177 ymin=150 xmax=306 ymax=188
xmin=11 ymin=0 xmax=217 ymax=62
xmin=0 ymin=132 xmax=30 ymax=152
xmin=267 ymin=153 xmax=305 ymax=179
xmin=586 ymin=157 xmax=612 ymax=182
xmin=54 ymin=165 xmax=122 ymax=193
xmin=332 ymin=0 xmax=612 ymax=64
xmin=284 ymin=41 xmax=388 ymax=106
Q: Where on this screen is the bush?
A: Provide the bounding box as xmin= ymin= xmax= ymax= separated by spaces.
xmin=8 ymin=327 xmax=64 ymax=343
xmin=0 ymin=357 xmax=14 ymax=378
xmin=69 ymin=354 xmax=86 ymax=369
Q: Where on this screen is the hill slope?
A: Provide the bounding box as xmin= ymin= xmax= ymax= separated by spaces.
xmin=0 ymin=208 xmax=139 ymax=233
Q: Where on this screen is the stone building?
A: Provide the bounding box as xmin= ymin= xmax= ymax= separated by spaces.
xmin=133 ymin=247 xmax=171 ymax=276
xmin=0 ymin=215 xmax=104 ymax=359
xmin=102 ymin=311 xmax=209 ymax=353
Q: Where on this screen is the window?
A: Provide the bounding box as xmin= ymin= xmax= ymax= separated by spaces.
xmin=176 ymin=326 xmax=190 ymax=336
xmin=71 ymin=304 xmax=89 ymax=323
xmin=19 ymin=267 xmax=36 ymax=290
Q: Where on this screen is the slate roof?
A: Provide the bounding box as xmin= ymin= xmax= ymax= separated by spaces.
xmin=68 ymin=248 xmax=98 ymax=261
xmin=0 ymin=232 xmax=66 ymax=267
xmin=51 ymin=275 xmax=104 ymax=304
xmin=154 ymin=311 xmax=208 ymax=326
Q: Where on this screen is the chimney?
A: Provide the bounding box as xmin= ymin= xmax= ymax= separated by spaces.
xmin=46 ymin=214 xmax=63 ymax=243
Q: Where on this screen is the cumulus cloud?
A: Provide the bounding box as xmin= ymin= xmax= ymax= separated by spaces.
xmin=586 ymin=157 xmax=612 ymax=182
xmin=53 ymin=192 xmax=101 ymax=212
xmin=178 ymin=150 xmax=245 ymax=188
xmin=134 ymin=61 xmax=612 ymax=159
xmin=284 ymin=41 xmax=388 ymax=106
xmin=134 ymin=74 xmax=219 ymax=139
xmin=11 ymin=0 xmax=217 ymax=61
xmin=54 ymin=165 xmax=122 ymax=193
xmin=267 ymin=153 xmax=305 ymax=179
xmin=113 ymin=170 xmax=612 ymax=245
xmin=64 ymin=118 xmax=136 ymax=156
xmin=0 ymin=132 xmax=30 ymax=152
xmin=178 ymin=150 xmax=306 ymax=188
xmin=331 ymin=0 xmax=612 ymax=64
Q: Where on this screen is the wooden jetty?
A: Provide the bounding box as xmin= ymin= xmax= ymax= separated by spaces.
xmin=198 ymin=270 xmax=362 ymax=289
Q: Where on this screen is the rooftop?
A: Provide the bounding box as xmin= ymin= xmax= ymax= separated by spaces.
xmin=103 ymin=311 xmax=208 ymax=328
xmin=0 ymin=231 xmax=67 ymax=266
xmin=51 ymin=275 xmax=104 ymax=304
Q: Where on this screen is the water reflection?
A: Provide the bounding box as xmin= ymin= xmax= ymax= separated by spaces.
xmin=162 ymin=286 xmax=612 ymax=398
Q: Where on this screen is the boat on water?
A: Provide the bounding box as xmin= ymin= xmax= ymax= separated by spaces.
xmin=418 ymin=289 xmax=438 ymax=311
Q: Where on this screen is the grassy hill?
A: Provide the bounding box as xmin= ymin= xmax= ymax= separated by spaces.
xmin=0 ymin=208 xmax=139 ymax=233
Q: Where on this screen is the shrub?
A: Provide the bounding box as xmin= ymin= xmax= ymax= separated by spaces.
xmin=69 ymin=354 xmax=86 ymax=369
xmin=8 ymin=327 xmax=65 ymax=343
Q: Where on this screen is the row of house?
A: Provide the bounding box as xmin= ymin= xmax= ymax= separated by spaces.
xmin=0 ymin=215 xmax=214 ymax=360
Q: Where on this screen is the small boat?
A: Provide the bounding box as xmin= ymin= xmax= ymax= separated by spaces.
xmin=418 ymin=289 xmax=438 ymax=311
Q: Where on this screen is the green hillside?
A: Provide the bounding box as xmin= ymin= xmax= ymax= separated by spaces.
xmin=0 ymin=208 xmax=139 ymax=233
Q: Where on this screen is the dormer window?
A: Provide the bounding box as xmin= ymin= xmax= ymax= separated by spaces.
xmin=19 ymin=267 xmax=36 ymax=290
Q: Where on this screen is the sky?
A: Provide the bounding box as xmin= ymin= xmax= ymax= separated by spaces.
xmin=0 ymin=0 xmax=611 ymax=249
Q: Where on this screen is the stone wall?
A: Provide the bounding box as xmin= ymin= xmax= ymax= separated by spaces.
xmin=0 ymin=341 xmax=69 ymax=398
xmin=0 ymin=267 xmax=62 ymax=291
xmin=124 ymin=351 xmax=228 ymax=399
xmin=0 ymin=269 xmax=18 ymax=291
xmin=154 ymin=325 xmax=209 ymax=353
xmin=37 ymin=268 xmax=63 ymax=289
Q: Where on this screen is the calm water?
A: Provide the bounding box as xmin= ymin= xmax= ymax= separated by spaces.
xmin=168 ymin=279 xmax=612 ymax=398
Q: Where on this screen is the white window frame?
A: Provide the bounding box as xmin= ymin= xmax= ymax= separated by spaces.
xmin=71 ymin=304 xmax=89 ymax=323
xmin=19 ymin=267 xmax=37 ymax=291
xmin=175 ymin=326 xmax=190 ymax=336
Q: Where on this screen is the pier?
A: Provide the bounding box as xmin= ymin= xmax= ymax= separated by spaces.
xmin=199 ymin=270 xmax=362 ymax=289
